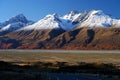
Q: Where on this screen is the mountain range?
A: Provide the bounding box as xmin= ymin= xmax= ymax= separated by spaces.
xmin=0 ymin=10 xmax=120 ymax=49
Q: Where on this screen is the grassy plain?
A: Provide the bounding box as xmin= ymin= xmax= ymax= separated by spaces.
xmin=0 ymin=51 xmax=120 ymax=65
xmin=0 ymin=51 xmax=120 ymax=80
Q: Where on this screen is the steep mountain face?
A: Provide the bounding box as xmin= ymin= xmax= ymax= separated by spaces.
xmin=49 ymin=28 xmax=120 ymax=50
xmin=0 ymin=14 xmax=34 ymax=35
xmin=5 ymin=28 xmax=120 ymax=50
xmin=6 ymin=29 xmax=65 ymax=49
xmin=0 ymin=10 xmax=120 ymax=49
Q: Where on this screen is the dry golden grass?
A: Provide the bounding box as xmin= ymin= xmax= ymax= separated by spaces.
xmin=0 ymin=51 xmax=120 ymax=67
xmin=0 ymin=51 xmax=120 ymax=80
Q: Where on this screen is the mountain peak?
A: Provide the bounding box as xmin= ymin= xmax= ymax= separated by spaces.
xmin=63 ymin=10 xmax=80 ymax=21
xmin=89 ymin=10 xmax=104 ymax=16
xmin=52 ymin=13 xmax=59 ymax=17
xmin=45 ymin=13 xmax=59 ymax=19
xmin=13 ymin=14 xmax=26 ymax=19
xmin=0 ymin=14 xmax=34 ymax=34
xmin=76 ymin=10 xmax=120 ymax=28
xmin=0 ymin=14 xmax=31 ymax=28
xmin=6 ymin=14 xmax=28 ymax=23
xmin=69 ymin=10 xmax=79 ymax=15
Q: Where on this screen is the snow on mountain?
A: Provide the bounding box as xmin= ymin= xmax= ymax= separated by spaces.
xmin=0 ymin=22 xmax=26 ymax=32
xmin=1 ymin=10 xmax=120 ymax=33
xmin=115 ymin=20 xmax=120 ymax=27
xmin=63 ymin=10 xmax=80 ymax=21
xmin=60 ymin=10 xmax=88 ymax=30
xmin=19 ymin=13 xmax=62 ymax=30
xmin=20 ymin=10 xmax=84 ymax=31
xmin=21 ymin=10 xmax=120 ymax=31
xmin=77 ymin=10 xmax=120 ymax=28
xmin=0 ymin=14 xmax=34 ymax=33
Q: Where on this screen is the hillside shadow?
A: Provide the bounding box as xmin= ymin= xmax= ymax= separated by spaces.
xmin=85 ymin=29 xmax=95 ymax=44
xmin=56 ymin=29 xmax=81 ymax=47
xmin=48 ymin=29 xmax=65 ymax=41
xmin=67 ymin=29 xmax=81 ymax=43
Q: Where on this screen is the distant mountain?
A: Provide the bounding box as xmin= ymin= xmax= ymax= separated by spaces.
xmin=0 ymin=14 xmax=34 ymax=35
xmin=0 ymin=10 xmax=120 ymax=49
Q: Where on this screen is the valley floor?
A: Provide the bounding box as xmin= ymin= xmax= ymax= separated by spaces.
xmin=0 ymin=50 xmax=120 ymax=64
xmin=0 ymin=50 xmax=120 ymax=80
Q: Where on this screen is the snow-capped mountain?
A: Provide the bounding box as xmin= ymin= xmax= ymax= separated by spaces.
xmin=76 ymin=10 xmax=120 ymax=28
xmin=19 ymin=13 xmax=62 ymax=30
xmin=19 ymin=10 xmax=120 ymax=31
xmin=0 ymin=14 xmax=34 ymax=34
xmin=61 ymin=10 xmax=88 ymax=30
xmin=0 ymin=10 xmax=120 ymax=33
xmin=62 ymin=10 xmax=88 ymax=23
xmin=19 ymin=10 xmax=87 ymax=31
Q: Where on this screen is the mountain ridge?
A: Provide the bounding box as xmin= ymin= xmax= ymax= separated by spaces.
xmin=20 ymin=10 xmax=120 ymax=31
xmin=0 ymin=10 xmax=120 ymax=33
xmin=0 ymin=10 xmax=120 ymax=49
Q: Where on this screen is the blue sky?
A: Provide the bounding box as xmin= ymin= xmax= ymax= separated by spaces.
xmin=0 ymin=0 xmax=120 ymax=22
